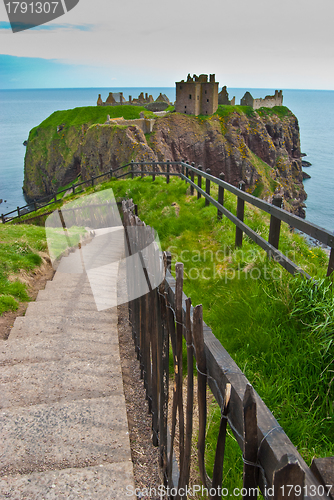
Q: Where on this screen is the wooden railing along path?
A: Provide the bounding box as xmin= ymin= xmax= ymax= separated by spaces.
xmin=4 ymin=160 xmax=333 ymax=277
xmin=121 ymin=200 xmax=333 ymax=500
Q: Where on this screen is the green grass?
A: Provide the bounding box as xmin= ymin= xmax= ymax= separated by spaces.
xmin=4 ymin=175 xmax=333 ymax=495
xmin=101 ymin=176 xmax=333 ymax=492
xmin=256 ymin=106 xmax=292 ymax=119
xmin=0 ymin=224 xmax=48 ymax=315
xmin=28 ymin=105 xmax=156 ymax=141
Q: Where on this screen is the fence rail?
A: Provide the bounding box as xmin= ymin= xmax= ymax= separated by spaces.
xmin=121 ymin=201 xmax=331 ymax=500
xmin=4 ymin=159 xmax=333 ymax=277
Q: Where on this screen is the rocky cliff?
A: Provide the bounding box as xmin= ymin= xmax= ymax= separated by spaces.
xmin=23 ymin=106 xmax=306 ymax=216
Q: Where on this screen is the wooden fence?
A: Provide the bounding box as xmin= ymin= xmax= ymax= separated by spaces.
xmin=5 ymin=159 xmax=333 ymax=278
xmin=121 ymin=200 xmax=332 ymax=500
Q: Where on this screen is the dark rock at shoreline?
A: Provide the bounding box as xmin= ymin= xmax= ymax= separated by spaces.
xmin=302 ymin=160 xmax=312 ymax=167
xmin=23 ymin=140 xmax=28 ymax=146
xmin=302 ymin=171 xmax=311 ymax=179
xmin=301 ymin=152 xmax=307 ymax=157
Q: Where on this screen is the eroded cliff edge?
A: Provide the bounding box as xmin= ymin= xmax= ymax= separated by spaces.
xmin=23 ymin=106 xmax=307 ymax=216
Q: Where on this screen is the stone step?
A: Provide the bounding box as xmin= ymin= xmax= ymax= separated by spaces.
xmin=0 ymin=396 xmax=131 ymax=477
xmin=8 ymin=314 xmax=117 ymax=341
xmin=0 ymin=335 xmax=119 ymax=367
xmin=0 ymin=462 xmax=135 ymax=499
xmin=36 ymin=287 xmax=98 ymax=302
xmin=24 ymin=300 xmax=103 ymax=318
xmin=0 ymin=355 xmax=123 ymax=409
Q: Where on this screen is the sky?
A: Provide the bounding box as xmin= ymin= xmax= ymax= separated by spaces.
xmin=0 ymin=0 xmax=333 ymax=90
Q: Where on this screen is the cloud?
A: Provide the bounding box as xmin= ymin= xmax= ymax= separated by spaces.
xmin=0 ymin=21 xmax=94 ymax=31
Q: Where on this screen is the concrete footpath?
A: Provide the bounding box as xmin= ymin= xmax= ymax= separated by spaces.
xmin=0 ymin=243 xmax=136 ymax=499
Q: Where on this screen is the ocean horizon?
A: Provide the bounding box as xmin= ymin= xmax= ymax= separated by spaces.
xmin=0 ymin=87 xmax=333 ymax=234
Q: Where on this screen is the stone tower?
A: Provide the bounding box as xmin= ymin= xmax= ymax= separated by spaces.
xmin=175 ymin=74 xmax=219 ymax=116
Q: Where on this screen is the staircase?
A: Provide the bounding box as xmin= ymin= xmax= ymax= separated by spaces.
xmin=0 ymin=242 xmax=135 ymax=499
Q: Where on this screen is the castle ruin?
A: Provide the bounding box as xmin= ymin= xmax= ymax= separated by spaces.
xmin=97 ymin=91 xmax=170 ymax=107
xmin=240 ymin=90 xmax=283 ymax=109
xmin=175 ymin=74 xmax=219 ymax=116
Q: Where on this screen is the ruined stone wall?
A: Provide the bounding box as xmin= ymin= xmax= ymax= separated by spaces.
xmin=253 ymin=91 xmax=283 ymax=109
xmin=200 ymin=82 xmax=219 ymax=115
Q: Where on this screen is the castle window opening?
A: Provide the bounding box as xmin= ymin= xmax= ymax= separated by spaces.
xmin=189 ymin=94 xmax=192 ymax=99
xmin=207 ymin=99 xmax=209 ymax=102
xmin=205 ymin=90 xmax=207 ymax=94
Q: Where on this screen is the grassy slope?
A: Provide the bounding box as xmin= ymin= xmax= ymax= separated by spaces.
xmin=0 ymin=225 xmax=47 ymax=313
xmin=3 ymin=176 xmax=333 ymax=493
xmin=104 ymin=177 xmax=333 ymax=491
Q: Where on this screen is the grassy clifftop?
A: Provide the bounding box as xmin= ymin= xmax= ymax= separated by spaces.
xmin=23 ymin=104 xmax=306 ymax=217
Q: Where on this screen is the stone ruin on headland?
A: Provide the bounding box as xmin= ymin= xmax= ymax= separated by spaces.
xmin=97 ymin=91 xmax=170 ymax=108
xmin=174 ymin=73 xmax=283 ymax=116
xmin=97 ymin=77 xmax=283 ymax=116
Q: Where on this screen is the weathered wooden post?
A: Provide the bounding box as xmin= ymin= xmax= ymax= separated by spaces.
xmin=205 ymin=168 xmax=211 ymax=206
xmin=1 ymin=214 xmax=5 ymax=224
xmin=273 ymin=454 xmax=305 ymax=500
xmin=17 ymin=206 xmax=20 ymax=217
xmin=166 ymin=159 xmax=170 ymax=184
xmin=110 ymin=168 xmax=113 ymax=178
xmin=91 ymin=176 xmax=94 ymax=187
xmin=141 ymin=161 xmax=144 ymax=179
xmin=185 ymin=161 xmax=189 ymax=180
xmin=218 ymin=172 xmax=225 ymax=220
xmin=54 ymin=192 xmax=57 ymax=202
xmin=190 ymin=162 xmax=195 ymax=195
xmin=197 ymin=165 xmax=202 ymax=199
xmin=243 ymin=384 xmax=258 ymax=500
xmin=131 ymin=159 xmax=134 ymax=179
xmin=268 ymin=195 xmax=283 ymax=251
xmin=72 ymin=185 xmax=75 ymax=194
xmin=181 ymin=161 xmax=185 ymax=176
xmin=152 ymin=162 xmax=156 ymax=181
xmin=235 ymin=180 xmax=246 ymax=248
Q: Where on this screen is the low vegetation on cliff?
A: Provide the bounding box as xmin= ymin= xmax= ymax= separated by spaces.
xmin=23 ymin=104 xmax=306 ymax=217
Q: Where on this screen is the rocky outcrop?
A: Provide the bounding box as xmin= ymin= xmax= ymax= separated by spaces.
xmin=23 ymin=107 xmax=307 ymax=216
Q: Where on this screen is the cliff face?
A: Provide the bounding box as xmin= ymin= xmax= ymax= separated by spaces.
xmin=23 ymin=107 xmax=306 ymax=216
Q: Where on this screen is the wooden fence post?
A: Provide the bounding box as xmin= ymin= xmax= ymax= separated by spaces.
xmin=268 ymin=195 xmax=283 ymax=251
xmin=205 ymin=168 xmax=211 ymax=206
xmin=210 ymin=383 xmax=231 ymax=500
xmin=166 ymin=160 xmax=170 ymax=184
xmin=235 ymin=180 xmax=246 ymax=248
xmin=175 ymin=263 xmax=185 ymax=483
xmin=1 ymin=214 xmax=5 ymax=224
xmin=218 ymin=172 xmax=225 ymax=220
xmin=131 ymin=160 xmax=134 ymax=179
xmin=180 ymin=298 xmax=194 ymax=495
xmin=192 ymin=304 xmax=209 ymax=489
xmin=17 ymin=206 xmax=20 ymax=217
xmin=185 ymin=161 xmax=189 ymax=180
xmin=243 ymin=384 xmax=258 ymax=500
xmin=273 ymin=454 xmax=305 ymax=500
xmin=72 ymin=185 xmax=75 ymax=194
xmin=190 ymin=163 xmax=195 ymax=195
xmin=197 ymin=165 xmax=202 ymax=199
xmin=153 ymin=162 xmax=156 ymax=181
xmin=110 ymin=168 xmax=113 ymax=178
xmin=326 ymin=248 xmax=334 ymax=277
xmin=141 ymin=162 xmax=144 ymax=178
xmin=158 ymin=266 xmax=169 ymax=479
xmin=181 ymin=162 xmax=185 ymax=176
xmin=91 ymin=177 xmax=94 ymax=187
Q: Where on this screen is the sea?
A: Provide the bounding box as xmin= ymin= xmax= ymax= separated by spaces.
xmin=0 ymin=87 xmax=333 ymax=234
